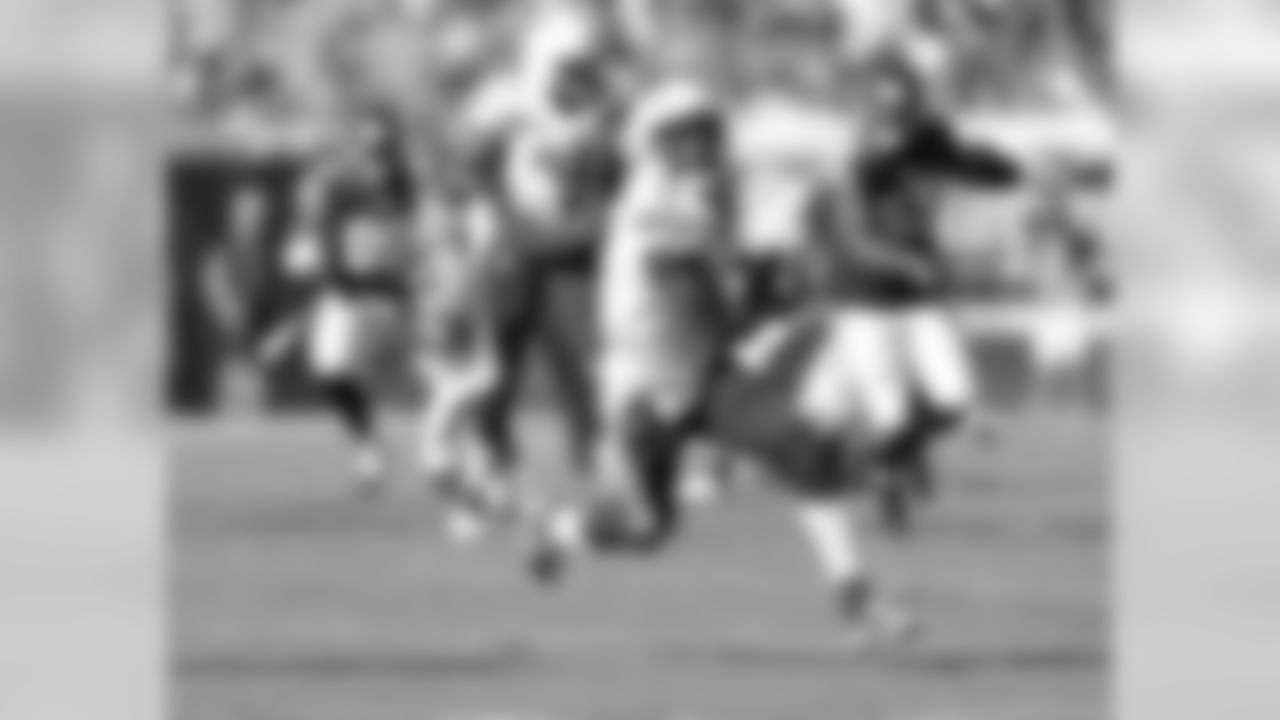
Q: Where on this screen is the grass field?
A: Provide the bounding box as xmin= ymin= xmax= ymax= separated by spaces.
xmin=174 ymin=410 xmax=1107 ymax=720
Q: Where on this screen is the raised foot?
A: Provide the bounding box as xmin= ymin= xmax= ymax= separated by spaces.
xmin=527 ymin=539 xmax=568 ymax=586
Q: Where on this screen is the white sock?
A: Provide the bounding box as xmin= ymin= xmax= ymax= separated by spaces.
xmin=354 ymin=442 xmax=385 ymax=480
xmin=460 ymin=438 xmax=509 ymax=509
xmin=444 ymin=507 xmax=487 ymax=545
xmin=680 ymin=444 xmax=725 ymax=507
xmin=796 ymin=500 xmax=864 ymax=588
xmin=417 ymin=428 xmax=449 ymax=480
xmin=418 ymin=390 xmax=466 ymax=480
xmin=548 ymin=506 xmax=589 ymax=552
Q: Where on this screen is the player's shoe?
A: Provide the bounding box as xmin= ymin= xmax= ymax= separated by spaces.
xmin=525 ymin=496 xmax=635 ymax=586
xmin=836 ymin=577 xmax=921 ymax=649
xmin=524 ymin=504 xmax=589 ymax=586
xmin=528 ymin=533 xmax=569 ymax=586
xmin=878 ymin=468 xmax=917 ymax=537
xmin=351 ymin=447 xmax=388 ymax=499
xmin=525 ymin=492 xmax=670 ymax=586
xmin=431 ymin=469 xmax=503 ymax=546
xmin=678 ymin=444 xmax=737 ymax=509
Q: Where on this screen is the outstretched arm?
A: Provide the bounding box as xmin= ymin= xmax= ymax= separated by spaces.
xmin=919 ymin=120 xmax=1023 ymax=187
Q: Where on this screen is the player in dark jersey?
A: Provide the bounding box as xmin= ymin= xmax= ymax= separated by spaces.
xmin=846 ymin=57 xmax=1024 ymax=533
xmin=260 ymin=104 xmax=418 ymax=493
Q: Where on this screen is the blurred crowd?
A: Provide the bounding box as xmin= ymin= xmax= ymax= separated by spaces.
xmin=172 ymin=0 xmax=1108 ymax=141
xmin=167 ymin=0 xmax=1113 ymax=414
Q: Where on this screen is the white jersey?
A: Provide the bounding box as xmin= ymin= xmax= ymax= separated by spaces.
xmin=601 ymin=163 xmax=730 ymax=353
xmin=598 ymin=161 xmax=732 ymax=421
xmin=731 ymin=95 xmax=859 ymax=255
xmin=460 ymin=71 xmax=618 ymax=237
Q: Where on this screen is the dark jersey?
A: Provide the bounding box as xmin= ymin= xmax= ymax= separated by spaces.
xmin=296 ymin=141 xmax=417 ymax=295
xmin=852 ymin=117 xmax=1021 ymax=302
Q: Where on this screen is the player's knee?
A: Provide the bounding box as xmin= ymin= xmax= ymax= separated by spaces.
xmin=914 ymin=376 xmax=973 ymax=432
xmin=882 ymin=399 xmax=956 ymax=467
xmin=748 ymin=417 xmax=870 ymax=499
xmin=793 ymin=444 xmax=873 ymax=500
xmin=906 ymin=324 xmax=975 ymax=417
xmin=859 ymin=386 xmax=913 ymax=444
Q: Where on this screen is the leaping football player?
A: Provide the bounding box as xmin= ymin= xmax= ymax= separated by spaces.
xmin=851 ymin=53 xmax=1025 ymax=532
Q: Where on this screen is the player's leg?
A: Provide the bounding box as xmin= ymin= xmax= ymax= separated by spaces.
xmin=902 ymin=303 xmax=975 ymax=430
xmin=790 ymin=305 xmax=930 ymax=534
xmin=529 ymin=346 xmax=693 ymax=582
xmin=789 ymin=454 xmax=917 ymax=641
xmin=588 ymin=398 xmax=686 ymax=552
xmin=557 ymin=306 xmax=601 ymax=475
xmin=506 ymin=253 xmax=598 ymax=476
xmin=704 ymin=322 xmax=913 ymax=636
xmin=538 ymin=259 xmax=599 ymax=473
xmin=804 ymin=307 xmax=913 ymax=442
xmin=475 ymin=252 xmax=541 ymax=473
xmin=416 ymin=302 xmax=478 ymax=485
xmin=307 ymin=289 xmax=388 ymax=493
xmin=324 ymin=377 xmax=384 ymax=491
xmin=417 ymin=350 xmax=481 ymax=539
xmin=533 ymin=422 xmax=686 ymax=585
xmin=779 ymin=440 xmax=885 ymax=627
xmin=677 ymin=439 xmax=736 ymax=508
xmin=886 ymin=303 xmax=975 ymax=508
xmin=416 ymin=308 xmax=515 ymax=541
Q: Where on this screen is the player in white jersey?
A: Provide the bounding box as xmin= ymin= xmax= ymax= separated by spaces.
xmin=456 ymin=10 xmax=625 ymax=477
xmin=730 ymin=61 xmax=863 ymax=322
xmin=534 ymin=79 xmax=739 ymax=560
xmin=411 ymin=189 xmax=514 ymax=542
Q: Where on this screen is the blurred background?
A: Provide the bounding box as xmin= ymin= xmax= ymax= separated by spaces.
xmin=166 ymin=0 xmax=1115 ymax=417
xmin=7 ymin=3 xmax=1280 ymax=720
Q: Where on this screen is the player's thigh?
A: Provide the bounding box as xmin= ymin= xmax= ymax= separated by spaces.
xmin=900 ymin=306 xmax=975 ymax=412
xmin=307 ymin=291 xmax=364 ymax=379
xmin=597 ymin=344 xmax=662 ymax=431
xmin=796 ymin=307 xmax=910 ymax=440
xmin=599 ymin=343 xmax=703 ymax=427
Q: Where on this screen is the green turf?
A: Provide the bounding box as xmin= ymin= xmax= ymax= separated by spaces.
xmin=174 ymin=412 xmax=1107 ymax=720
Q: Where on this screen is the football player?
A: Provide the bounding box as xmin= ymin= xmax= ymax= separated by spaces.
xmin=260 ymin=104 xmax=417 ymax=494
xmin=534 ymin=78 xmax=739 ymax=563
xmin=455 ymin=7 xmax=627 ymax=477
